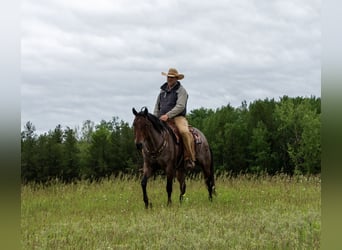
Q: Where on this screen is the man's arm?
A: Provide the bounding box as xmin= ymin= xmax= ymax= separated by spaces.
xmin=153 ymin=93 xmax=161 ymax=117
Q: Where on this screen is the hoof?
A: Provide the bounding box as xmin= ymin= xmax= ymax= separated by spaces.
xmin=144 ymin=202 xmax=152 ymax=209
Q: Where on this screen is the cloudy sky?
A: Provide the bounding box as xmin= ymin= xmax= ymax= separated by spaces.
xmin=21 ymin=0 xmax=321 ymax=134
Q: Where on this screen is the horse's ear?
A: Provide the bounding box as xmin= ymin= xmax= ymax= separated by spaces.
xmin=132 ymin=108 xmax=138 ymax=116
xmin=144 ymin=107 xmax=148 ymax=116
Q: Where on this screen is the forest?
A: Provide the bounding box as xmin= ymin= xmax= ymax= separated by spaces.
xmin=21 ymin=96 xmax=321 ymax=183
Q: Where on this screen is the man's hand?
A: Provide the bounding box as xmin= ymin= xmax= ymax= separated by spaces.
xmin=160 ymin=114 xmax=169 ymax=121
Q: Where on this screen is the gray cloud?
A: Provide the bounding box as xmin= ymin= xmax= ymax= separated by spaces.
xmin=21 ymin=0 xmax=321 ymax=134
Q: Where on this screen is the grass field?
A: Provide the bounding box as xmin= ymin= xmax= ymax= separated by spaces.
xmin=21 ymin=174 xmax=321 ymax=249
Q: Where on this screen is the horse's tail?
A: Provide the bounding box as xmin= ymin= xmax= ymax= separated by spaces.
xmin=209 ymin=146 xmax=216 ymax=196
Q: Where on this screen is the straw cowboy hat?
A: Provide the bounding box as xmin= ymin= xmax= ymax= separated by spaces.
xmin=161 ymin=68 xmax=184 ymax=80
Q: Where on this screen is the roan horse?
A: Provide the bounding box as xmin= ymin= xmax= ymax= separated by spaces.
xmin=132 ymin=107 xmax=215 ymax=208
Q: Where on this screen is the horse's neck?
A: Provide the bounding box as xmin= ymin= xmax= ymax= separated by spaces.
xmin=146 ymin=128 xmax=164 ymax=150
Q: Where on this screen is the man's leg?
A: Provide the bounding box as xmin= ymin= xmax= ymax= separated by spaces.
xmin=174 ymin=116 xmax=195 ymax=168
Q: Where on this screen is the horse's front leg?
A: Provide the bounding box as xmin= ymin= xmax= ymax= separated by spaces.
xmin=141 ymin=175 xmax=149 ymax=209
xmin=141 ymin=165 xmax=152 ymax=209
xmin=176 ymin=168 xmax=186 ymax=203
xmin=166 ymin=174 xmax=173 ymax=206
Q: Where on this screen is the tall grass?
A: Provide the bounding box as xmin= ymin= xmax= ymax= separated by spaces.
xmin=21 ymin=174 xmax=320 ymax=249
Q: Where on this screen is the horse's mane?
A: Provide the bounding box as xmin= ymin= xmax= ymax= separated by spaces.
xmin=134 ymin=107 xmax=177 ymax=142
xmin=135 ymin=110 xmax=167 ymax=134
xmin=146 ymin=113 xmax=167 ymax=134
xmin=146 ymin=113 xmax=178 ymax=143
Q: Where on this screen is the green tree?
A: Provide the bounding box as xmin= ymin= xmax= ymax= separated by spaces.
xmin=87 ymin=121 xmax=112 ymax=179
xmin=47 ymin=125 xmax=64 ymax=179
xmin=78 ymin=120 xmax=95 ymax=178
xmin=21 ymin=121 xmax=37 ymax=182
xmin=34 ymin=133 xmax=50 ymax=182
xmin=248 ymin=121 xmax=271 ymax=173
xmin=61 ymin=127 xmax=80 ymax=181
xmin=80 ymin=120 xmax=95 ymax=143
xmin=247 ymin=99 xmax=279 ymax=173
xmin=201 ymin=104 xmax=249 ymax=174
xmin=300 ymin=110 xmax=321 ymax=174
xmin=109 ymin=118 xmax=138 ymax=174
xmin=275 ymin=97 xmax=321 ymax=174
xmin=203 ymin=105 xmax=236 ymax=171
xmin=222 ymin=104 xmax=249 ymax=173
xmin=187 ymin=107 xmax=214 ymax=130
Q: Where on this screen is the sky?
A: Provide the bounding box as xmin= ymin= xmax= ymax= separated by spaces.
xmin=21 ymin=0 xmax=321 ymax=134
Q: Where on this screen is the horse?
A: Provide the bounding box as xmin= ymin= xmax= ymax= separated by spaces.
xmin=132 ymin=107 xmax=215 ymax=208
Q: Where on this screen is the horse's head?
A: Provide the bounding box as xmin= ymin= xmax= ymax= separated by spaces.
xmin=132 ymin=107 xmax=151 ymax=150
xmin=132 ymin=107 xmax=166 ymax=150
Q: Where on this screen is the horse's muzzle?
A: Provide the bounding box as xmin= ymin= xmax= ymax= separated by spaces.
xmin=136 ymin=143 xmax=143 ymax=150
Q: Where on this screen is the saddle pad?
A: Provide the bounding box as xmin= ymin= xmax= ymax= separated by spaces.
xmin=189 ymin=127 xmax=202 ymax=144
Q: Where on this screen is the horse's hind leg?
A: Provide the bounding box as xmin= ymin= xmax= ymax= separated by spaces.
xmin=202 ymin=163 xmax=215 ymax=202
xmin=176 ymin=169 xmax=186 ymax=203
xmin=206 ymin=176 xmax=214 ymax=201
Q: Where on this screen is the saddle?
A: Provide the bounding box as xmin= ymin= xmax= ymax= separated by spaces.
xmin=166 ymin=120 xmax=202 ymax=145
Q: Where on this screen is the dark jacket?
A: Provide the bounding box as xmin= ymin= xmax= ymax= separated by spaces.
xmin=153 ymin=81 xmax=188 ymax=118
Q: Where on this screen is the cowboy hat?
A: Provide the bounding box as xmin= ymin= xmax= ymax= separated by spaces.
xmin=161 ymin=68 xmax=184 ymax=80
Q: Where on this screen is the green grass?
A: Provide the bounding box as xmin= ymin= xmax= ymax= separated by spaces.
xmin=21 ymin=174 xmax=321 ymax=249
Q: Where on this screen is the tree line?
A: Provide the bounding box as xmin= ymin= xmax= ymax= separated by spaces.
xmin=21 ymin=96 xmax=321 ymax=183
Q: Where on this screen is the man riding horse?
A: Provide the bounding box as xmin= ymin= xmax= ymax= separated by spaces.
xmin=153 ymin=68 xmax=196 ymax=169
